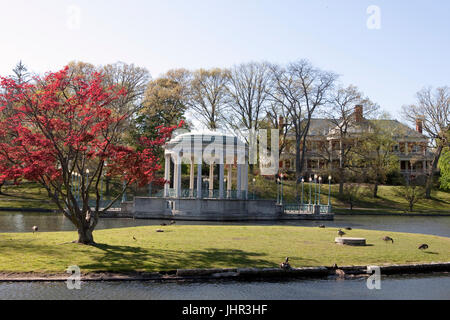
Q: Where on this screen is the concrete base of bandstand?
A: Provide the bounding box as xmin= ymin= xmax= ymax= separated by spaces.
xmin=104 ymin=197 xmax=334 ymax=221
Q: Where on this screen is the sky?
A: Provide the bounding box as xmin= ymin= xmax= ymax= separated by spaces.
xmin=0 ymin=0 xmax=449 ymax=121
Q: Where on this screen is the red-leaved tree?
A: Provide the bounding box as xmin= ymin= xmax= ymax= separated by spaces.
xmin=0 ymin=67 xmax=178 ymax=244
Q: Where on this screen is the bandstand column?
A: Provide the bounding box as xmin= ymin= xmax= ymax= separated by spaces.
xmin=209 ymin=162 xmax=214 ymax=198
xmin=175 ymin=153 xmax=182 ymax=198
xmin=189 ymin=156 xmax=195 ymax=197
xmin=164 ymin=154 xmax=170 ymax=197
xmin=173 ymin=156 xmax=177 ymax=196
xmin=237 ymin=164 xmax=242 ymax=199
xmin=227 ymin=164 xmax=232 ymax=198
xmin=241 ymin=162 xmax=248 ymax=200
xmin=219 ymin=162 xmax=225 ymax=199
xmin=197 ymin=159 xmax=202 ymax=199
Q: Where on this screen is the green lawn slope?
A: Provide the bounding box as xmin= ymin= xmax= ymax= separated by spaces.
xmin=1 ymin=225 xmax=448 ymax=273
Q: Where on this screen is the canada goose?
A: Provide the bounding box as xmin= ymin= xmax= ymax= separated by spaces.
xmin=280 ymin=257 xmax=291 ymax=270
xmin=318 ymin=225 xmax=326 ymax=229
xmin=335 ymin=268 xmax=346 ymax=278
xmin=160 ymin=223 xmax=168 ymax=226
xmin=345 ymin=227 xmax=352 ymax=231
xmin=156 ymin=229 xmax=164 ymax=233
xmin=337 ymin=229 xmax=346 ymax=237
xmin=418 ymin=244 xmax=429 ymax=250
xmin=332 ymin=263 xmax=345 ymax=278
xmin=32 ymin=226 xmax=38 ymax=234
xmin=170 ymin=220 xmax=176 ymax=225
xmin=382 ymin=236 xmax=394 ymax=244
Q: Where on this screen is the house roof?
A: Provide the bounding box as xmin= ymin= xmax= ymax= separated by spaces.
xmin=288 ymin=117 xmax=429 ymax=142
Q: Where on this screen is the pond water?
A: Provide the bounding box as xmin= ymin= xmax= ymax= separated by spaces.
xmin=0 ymin=273 xmax=449 ymax=300
xmin=0 ymin=212 xmax=449 ymax=237
xmin=0 ymin=212 xmax=449 ymax=300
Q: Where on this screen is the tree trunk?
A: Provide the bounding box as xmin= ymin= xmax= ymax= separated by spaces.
xmin=77 ymin=226 xmax=95 ymax=245
xmin=249 ymin=163 xmax=255 ymax=175
xmin=339 ymin=139 xmax=344 ymax=197
xmin=425 ymin=179 xmax=432 ymax=199
xmin=295 ymin=138 xmax=302 ymax=182
xmin=74 ymin=209 xmax=98 ymax=245
xmin=373 ymin=183 xmax=379 ymax=198
xmin=425 ymin=145 xmax=443 ymax=199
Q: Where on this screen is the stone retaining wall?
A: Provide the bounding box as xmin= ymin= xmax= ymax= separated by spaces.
xmin=1 ymin=262 xmax=448 ymax=282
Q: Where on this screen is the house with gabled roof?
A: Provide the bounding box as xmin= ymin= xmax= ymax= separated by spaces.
xmin=279 ymin=105 xmax=434 ymax=179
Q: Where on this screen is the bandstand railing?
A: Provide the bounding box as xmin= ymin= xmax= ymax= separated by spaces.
xmin=154 ymin=189 xmax=250 ymax=200
xmin=283 ymin=203 xmax=332 ymax=214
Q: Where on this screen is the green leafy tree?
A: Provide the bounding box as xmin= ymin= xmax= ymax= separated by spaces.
xmin=137 ymin=72 xmax=189 ymax=139
xmin=355 ymin=119 xmax=400 ymax=198
xmin=402 ymin=86 xmax=449 ymax=199
xmin=439 ymin=146 xmax=450 ymax=191
xmin=321 ymin=85 xmax=379 ymax=196
xmin=394 ymin=178 xmax=426 ymax=212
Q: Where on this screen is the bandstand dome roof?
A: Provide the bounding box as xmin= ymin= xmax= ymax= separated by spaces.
xmin=164 ymin=130 xmax=248 ymax=161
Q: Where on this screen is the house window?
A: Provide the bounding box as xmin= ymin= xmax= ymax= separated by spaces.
xmin=393 ymin=144 xmax=399 ymax=152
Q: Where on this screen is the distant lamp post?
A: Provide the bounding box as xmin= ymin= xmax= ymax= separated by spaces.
xmin=100 ymin=174 xmax=104 ymax=204
xmin=314 ymin=174 xmax=318 ymax=205
xmin=102 ymin=163 xmax=107 ymax=203
xmin=74 ymin=173 xmax=78 ymax=201
xmin=77 ymin=172 xmax=81 ymax=201
xmin=122 ymin=180 xmax=127 ymax=203
xmin=280 ymin=174 xmax=284 ymax=205
xmin=71 ymin=172 xmax=75 ymax=197
xmin=328 ymin=175 xmax=332 ymax=206
xmin=308 ymin=177 xmax=312 ymax=206
xmin=252 ymin=178 xmax=256 ymax=200
xmin=203 ymin=178 xmax=209 ymax=198
xmin=276 ymin=176 xmax=279 ymax=204
xmin=86 ymin=169 xmax=90 ymax=186
xmin=301 ymin=178 xmax=305 ymax=213
xmin=318 ymin=176 xmax=322 ymax=205
xmin=86 ymin=169 xmax=90 ymax=206
xmin=224 ymin=178 xmax=227 ymax=194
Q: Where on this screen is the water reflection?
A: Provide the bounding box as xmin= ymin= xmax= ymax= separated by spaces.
xmin=0 ymin=212 xmax=449 ymax=237
xmin=0 ymin=273 xmax=448 ymax=300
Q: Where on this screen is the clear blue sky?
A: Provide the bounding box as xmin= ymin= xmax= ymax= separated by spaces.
xmin=0 ymin=0 xmax=449 ymax=119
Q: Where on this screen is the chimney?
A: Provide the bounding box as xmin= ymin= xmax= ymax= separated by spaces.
xmin=354 ymin=105 xmax=363 ymax=122
xmin=416 ymin=118 xmax=423 ymax=134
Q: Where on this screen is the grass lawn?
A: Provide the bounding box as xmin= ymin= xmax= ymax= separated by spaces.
xmin=0 ymin=180 xmax=124 ymax=212
xmin=0 ymin=182 xmax=57 ymax=211
xmin=1 ymin=179 xmax=449 ymax=214
xmin=250 ymin=176 xmax=450 ymax=214
xmin=0 ymin=225 xmax=449 ymax=273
